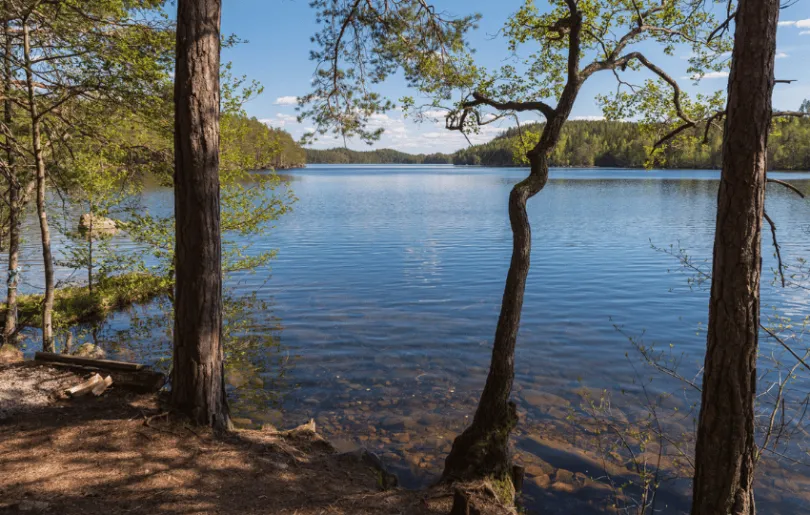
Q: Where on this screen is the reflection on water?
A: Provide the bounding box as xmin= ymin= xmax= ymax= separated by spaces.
xmin=6 ymin=166 xmax=810 ymax=514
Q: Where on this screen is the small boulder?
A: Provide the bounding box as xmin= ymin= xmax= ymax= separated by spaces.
xmin=73 ymin=343 xmax=105 ymax=359
xmin=78 ymin=213 xmax=118 ymax=234
xmin=0 ymin=343 xmax=23 ymax=364
xmin=521 ymin=389 xmax=570 ymax=412
xmin=336 ymin=449 xmax=399 ymax=490
xmin=379 ymin=415 xmax=417 ymax=431
xmin=225 ymin=368 xmax=248 ymax=388
xmin=531 ymin=473 xmax=551 ymax=489
xmin=252 ymin=409 xmax=283 ymax=426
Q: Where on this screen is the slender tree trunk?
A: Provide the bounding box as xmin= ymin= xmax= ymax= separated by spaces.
xmin=2 ymin=11 xmax=20 ymax=347
xmin=23 ymin=21 xmax=55 ymax=352
xmin=443 ymin=95 xmax=580 ymax=484
xmin=691 ymin=2 xmax=779 ymax=514
xmin=88 ymin=209 xmax=93 ymax=295
xmin=170 ymin=0 xmax=229 ymax=431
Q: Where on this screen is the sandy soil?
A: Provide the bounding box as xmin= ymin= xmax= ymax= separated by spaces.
xmin=0 ymin=364 xmax=81 ymax=421
xmin=0 ymin=363 xmax=513 ymax=515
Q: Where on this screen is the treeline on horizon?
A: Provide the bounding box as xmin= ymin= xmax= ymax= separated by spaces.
xmin=305 ymin=146 xmax=453 ymax=165
xmin=303 ymin=118 xmax=810 ymax=170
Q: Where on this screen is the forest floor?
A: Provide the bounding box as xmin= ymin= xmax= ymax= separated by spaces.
xmin=0 ymin=363 xmax=513 ymax=515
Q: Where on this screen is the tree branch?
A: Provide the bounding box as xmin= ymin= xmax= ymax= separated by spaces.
xmin=760 ymin=323 xmax=810 ymax=374
xmin=767 ymin=178 xmax=806 ymax=199
xmin=462 ymin=91 xmax=555 ymax=119
xmin=763 ymin=210 xmax=785 ymax=288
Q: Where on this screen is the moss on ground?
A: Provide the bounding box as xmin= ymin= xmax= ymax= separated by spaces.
xmin=1 ymin=272 xmax=171 ymax=329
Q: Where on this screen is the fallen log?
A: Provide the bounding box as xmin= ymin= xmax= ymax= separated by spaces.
xmin=35 ymin=352 xmax=143 ymax=371
xmin=21 ymin=358 xmax=165 ymax=393
xmin=66 ymin=373 xmax=103 ymax=397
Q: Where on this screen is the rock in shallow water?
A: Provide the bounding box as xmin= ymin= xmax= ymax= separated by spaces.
xmin=521 ymin=390 xmax=570 ymax=412
xmin=73 ymin=343 xmax=105 ymax=359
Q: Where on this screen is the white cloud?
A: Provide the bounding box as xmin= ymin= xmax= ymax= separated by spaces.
xmin=685 ymin=71 xmax=729 ymax=80
xmin=260 ymin=113 xmax=298 ymax=127
xmin=571 ymin=115 xmax=606 ymax=121
xmin=801 ymin=31 xmax=810 ymax=36
xmin=779 ymin=19 xmax=810 ymax=28
xmin=422 ymin=109 xmax=449 ymax=119
xmin=274 ymin=96 xmax=298 ymax=106
xmin=776 ymin=52 xmax=789 ymax=59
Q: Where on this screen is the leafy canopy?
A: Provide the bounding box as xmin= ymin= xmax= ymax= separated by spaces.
xmin=302 ymin=0 xmax=731 ymax=149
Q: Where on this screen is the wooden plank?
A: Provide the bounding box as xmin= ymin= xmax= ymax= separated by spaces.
xmin=35 ymin=352 xmax=144 ymax=371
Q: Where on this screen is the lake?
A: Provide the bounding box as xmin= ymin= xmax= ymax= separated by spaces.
xmin=8 ymin=165 xmax=810 ymax=514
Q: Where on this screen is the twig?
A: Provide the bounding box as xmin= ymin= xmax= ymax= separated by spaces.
xmin=760 ymin=324 xmax=810 ymax=373
xmin=763 ymin=211 xmax=785 ymax=288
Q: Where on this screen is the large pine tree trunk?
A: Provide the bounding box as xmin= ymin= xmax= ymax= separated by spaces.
xmin=23 ymin=22 xmax=55 ymax=353
xmin=170 ymin=0 xmax=229 ymax=431
xmin=691 ymin=1 xmax=780 ymax=513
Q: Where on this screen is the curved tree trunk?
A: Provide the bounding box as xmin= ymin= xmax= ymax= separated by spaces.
xmin=170 ymin=0 xmax=230 ymax=432
xmin=443 ymin=96 xmax=579 ymax=484
xmin=442 ymin=159 xmax=547 ymax=483
xmin=691 ymin=1 xmax=779 ymax=513
xmin=23 ymin=21 xmax=55 ymax=353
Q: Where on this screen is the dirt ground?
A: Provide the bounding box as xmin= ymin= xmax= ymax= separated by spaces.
xmin=0 ymin=363 xmax=512 ymax=515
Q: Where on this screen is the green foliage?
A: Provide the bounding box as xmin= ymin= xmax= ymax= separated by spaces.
xmin=54 ymin=142 xmax=143 ymax=291
xmin=126 ymin=65 xmax=297 ymax=279
xmin=303 ymin=0 xmax=728 ymax=154
xmin=0 ymin=272 xmax=170 ymax=330
xmin=451 ymin=118 xmax=810 ymax=170
xmin=301 ymin=0 xmax=480 ymax=144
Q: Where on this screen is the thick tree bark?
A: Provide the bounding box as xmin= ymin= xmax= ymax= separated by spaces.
xmin=2 ymin=12 xmax=19 ymax=347
xmin=443 ymin=12 xmax=584 ymax=478
xmin=691 ymin=2 xmax=780 ymax=514
xmin=22 ymin=21 xmax=55 ymax=352
xmin=170 ymin=0 xmax=230 ymax=431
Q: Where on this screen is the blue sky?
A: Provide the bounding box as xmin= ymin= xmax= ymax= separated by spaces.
xmin=220 ymin=1 xmax=810 ymax=154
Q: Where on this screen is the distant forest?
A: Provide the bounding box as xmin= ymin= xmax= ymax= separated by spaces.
xmin=305 ymin=147 xmax=452 ymax=164
xmin=302 ymin=118 xmax=810 ymax=170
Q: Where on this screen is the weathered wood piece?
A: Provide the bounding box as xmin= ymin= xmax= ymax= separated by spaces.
xmin=66 ymin=373 xmax=103 ymax=397
xmin=511 ymin=464 xmax=525 ymax=492
xmin=449 ymin=489 xmax=482 ymax=515
xmin=35 ymin=352 xmax=143 ymax=371
xmin=91 ymin=375 xmax=113 ymax=396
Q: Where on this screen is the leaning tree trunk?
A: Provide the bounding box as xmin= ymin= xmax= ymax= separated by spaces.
xmin=691 ymin=1 xmax=780 ymax=514
xmin=2 ymin=12 xmax=19 ymax=347
xmin=443 ymin=107 xmax=577 ymax=485
xmin=22 ymin=22 xmax=55 ymax=353
xmin=170 ymin=0 xmax=230 ymax=431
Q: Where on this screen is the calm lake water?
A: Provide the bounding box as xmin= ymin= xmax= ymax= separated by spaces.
xmin=8 ymin=165 xmax=810 ymax=514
